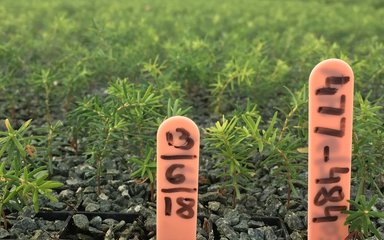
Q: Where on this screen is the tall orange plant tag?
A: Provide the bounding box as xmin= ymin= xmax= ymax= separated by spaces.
xmin=308 ymin=59 xmax=354 ymax=240
xmin=157 ymin=116 xmax=200 ymax=240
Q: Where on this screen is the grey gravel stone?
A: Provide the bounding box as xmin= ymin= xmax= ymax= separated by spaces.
xmin=0 ymin=228 xmax=10 ymax=238
xmin=199 ymin=192 xmax=226 ymax=204
xmin=223 ymin=209 xmax=240 ymax=226
xmin=46 ymin=201 xmax=66 ymax=210
xmin=216 ymin=218 xmax=238 ymax=239
xmin=100 ymin=200 xmax=112 ymax=212
xmin=84 ymin=186 xmax=95 ymax=193
xmin=196 ymin=233 xmax=207 ymax=240
xmin=98 ymin=193 xmax=109 ymax=200
xmin=247 ymin=228 xmax=264 ymax=240
xmin=66 ymin=178 xmax=82 ymax=187
xmin=103 ymin=218 xmax=118 ymax=226
xmin=59 ymin=189 xmax=74 ymax=200
xmin=89 ymin=226 xmax=104 ymax=235
xmin=248 ymin=220 xmax=265 ymax=228
xmin=290 ymin=231 xmax=303 ymax=240
xmin=243 ymin=195 xmax=258 ymax=208
xmin=208 ymin=201 xmax=221 ymax=211
xmin=54 ymin=220 xmax=67 ymax=231
xmin=76 ymin=233 xmax=93 ymax=240
xmin=100 ymin=224 xmax=110 ymax=232
xmin=239 ymin=232 xmax=251 ymax=240
xmin=31 ymin=229 xmax=50 ymax=240
xmin=114 ymin=220 xmax=125 ymax=231
xmin=262 ymin=226 xmax=278 ymax=240
xmin=12 ymin=217 xmax=38 ymax=231
xmin=233 ymin=220 xmax=248 ymax=232
xmin=73 ymin=214 xmax=89 ymax=231
xmin=284 ymin=211 xmax=304 ymax=230
xmin=89 ymin=216 xmax=102 ymax=229
xmin=85 ymin=202 xmax=100 ymax=212
xmin=265 ymin=195 xmax=282 ymax=215
xmin=144 ymin=217 xmax=156 ymax=232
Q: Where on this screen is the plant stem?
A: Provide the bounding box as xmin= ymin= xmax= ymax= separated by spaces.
xmin=96 ymin=126 xmax=113 ymax=195
xmin=372 ymin=181 xmax=384 ymax=199
xmin=44 ymin=81 xmax=52 ymax=123
xmin=278 ymin=106 xmax=297 ymax=141
xmin=47 ymin=125 xmax=53 ymax=174
xmin=274 ymin=146 xmax=299 ymax=206
xmin=356 ymin=158 xmax=367 ymax=201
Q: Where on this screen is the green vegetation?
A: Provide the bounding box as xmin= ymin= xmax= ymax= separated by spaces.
xmin=345 ymin=195 xmax=384 ymax=239
xmin=0 ymin=0 xmax=384 ymax=237
xmin=0 ymin=120 xmax=63 ymax=226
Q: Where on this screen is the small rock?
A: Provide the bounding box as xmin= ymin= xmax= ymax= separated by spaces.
xmin=244 ymin=195 xmax=258 ymax=210
xmin=106 ymin=169 xmax=119 ymax=176
xmin=100 ymin=200 xmax=112 ymax=212
xmin=90 ymin=216 xmax=103 ymax=228
xmin=100 ymin=224 xmax=110 ymax=232
xmin=89 ymin=226 xmax=104 ymax=235
xmin=46 ymin=201 xmax=66 ymax=210
xmin=54 ymin=220 xmax=67 ymax=231
xmin=223 ymin=209 xmax=240 ymax=226
xmin=284 ymin=211 xmax=304 ymax=230
xmin=248 ymin=220 xmax=265 ymax=228
xmin=261 ymin=226 xmax=278 ymax=240
xmin=59 ymin=189 xmax=74 ymax=200
xmin=113 ymin=220 xmax=125 ymax=231
xmin=85 ymin=203 xmax=100 ymax=212
xmin=103 ymin=218 xmax=118 ymax=226
xmin=0 ymin=228 xmax=10 ymax=238
xmin=248 ymin=228 xmax=264 ymax=239
xmin=122 ymin=190 xmax=130 ymax=197
xmin=196 ymin=233 xmax=207 ymax=240
xmin=290 ymin=231 xmax=303 ymax=240
xmin=99 ymin=193 xmax=109 ymax=200
xmin=118 ymin=185 xmax=127 ymax=192
xmin=75 ymin=164 xmax=95 ymax=178
xmin=144 ymin=217 xmax=156 ymax=232
xmin=84 ymin=186 xmax=95 ymax=193
xmin=12 ymin=217 xmax=38 ymax=231
xmin=134 ymin=205 xmax=142 ymax=213
xmin=73 ymin=214 xmax=89 ymax=231
xmin=265 ymin=195 xmax=282 ymax=215
xmin=199 ymin=192 xmax=226 ymax=204
xmin=31 ymin=229 xmax=50 ymax=240
xmin=66 ymin=178 xmax=81 ymax=187
xmin=234 ymin=220 xmax=248 ymax=232
xmin=239 ymin=232 xmax=251 ymax=240
xmin=76 ymin=233 xmax=94 ymax=240
xmin=216 ymin=218 xmax=238 ymax=239
xmin=20 ymin=206 xmax=36 ymax=218
xmin=208 ymin=201 xmax=220 ymax=212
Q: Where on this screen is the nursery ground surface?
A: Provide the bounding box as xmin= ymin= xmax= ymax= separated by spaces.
xmin=1 ymin=0 xmax=384 ymax=239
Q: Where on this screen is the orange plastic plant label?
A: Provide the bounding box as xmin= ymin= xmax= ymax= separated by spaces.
xmin=308 ymin=59 xmax=354 ymax=240
xmin=156 ymin=116 xmax=200 ymax=240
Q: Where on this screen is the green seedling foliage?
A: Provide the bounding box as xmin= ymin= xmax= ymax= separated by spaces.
xmin=69 ymin=79 xmax=190 ymax=195
xmin=344 ymin=195 xmax=384 ymax=239
xmin=0 ymin=120 xmax=63 ymax=226
xmin=352 ymin=93 xmax=384 ymax=199
xmin=206 ymin=87 xmax=307 ymax=206
xmin=1 ymin=0 xmax=384 ymax=236
xmin=34 ymin=121 xmax=64 ymax=175
xmin=130 ymin=147 xmax=156 ymax=201
xmin=29 ymin=70 xmax=56 ymax=123
xmin=205 ymin=115 xmax=251 ymax=206
xmin=0 ymin=119 xmax=33 ymax=175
